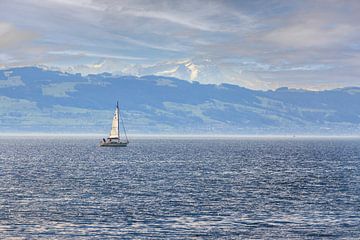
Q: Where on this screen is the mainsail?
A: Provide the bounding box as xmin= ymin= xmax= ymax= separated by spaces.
xmin=109 ymin=104 xmax=119 ymax=139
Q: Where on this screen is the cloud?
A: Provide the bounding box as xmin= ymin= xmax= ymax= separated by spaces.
xmin=0 ymin=22 xmax=37 ymax=48
xmin=48 ymin=50 xmax=146 ymax=61
xmin=263 ymin=20 xmax=357 ymax=49
xmin=1 ymin=0 xmax=360 ymax=90
xmin=97 ymin=0 xmax=255 ymax=33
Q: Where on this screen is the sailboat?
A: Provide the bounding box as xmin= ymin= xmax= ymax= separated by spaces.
xmin=100 ymin=101 xmax=129 ymax=147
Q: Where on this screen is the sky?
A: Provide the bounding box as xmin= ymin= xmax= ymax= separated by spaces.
xmin=1 ymin=0 xmax=360 ymax=90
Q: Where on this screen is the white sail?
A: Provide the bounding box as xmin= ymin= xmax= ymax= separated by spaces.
xmin=100 ymin=102 xmax=129 ymax=147
xmin=109 ymin=107 xmax=119 ymax=139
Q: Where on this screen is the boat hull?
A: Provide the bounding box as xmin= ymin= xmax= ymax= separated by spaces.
xmin=100 ymin=142 xmax=128 ymax=147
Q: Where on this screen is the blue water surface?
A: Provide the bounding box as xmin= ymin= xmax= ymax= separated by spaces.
xmin=0 ymin=137 xmax=359 ymax=239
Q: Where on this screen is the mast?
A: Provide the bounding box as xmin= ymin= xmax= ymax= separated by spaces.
xmin=117 ymin=101 xmax=120 ymax=141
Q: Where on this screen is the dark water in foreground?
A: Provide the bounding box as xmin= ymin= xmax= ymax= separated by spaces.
xmin=0 ymin=137 xmax=359 ymax=239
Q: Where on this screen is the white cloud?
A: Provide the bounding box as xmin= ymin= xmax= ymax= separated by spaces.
xmin=98 ymin=0 xmax=255 ymax=33
xmin=0 ymin=22 xmax=37 ymax=48
xmin=1 ymin=0 xmax=360 ymax=90
xmin=263 ymin=21 xmax=357 ymax=48
xmin=48 ymin=50 xmax=146 ymax=61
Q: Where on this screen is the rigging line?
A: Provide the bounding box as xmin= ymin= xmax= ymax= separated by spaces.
xmin=119 ymin=107 xmax=129 ymax=143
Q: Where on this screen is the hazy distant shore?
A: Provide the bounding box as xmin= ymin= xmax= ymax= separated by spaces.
xmin=1 ymin=133 xmax=360 ymax=139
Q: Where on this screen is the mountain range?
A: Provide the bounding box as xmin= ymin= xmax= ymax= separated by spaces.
xmin=0 ymin=66 xmax=359 ymax=135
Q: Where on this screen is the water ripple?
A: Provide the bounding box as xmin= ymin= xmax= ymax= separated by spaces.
xmin=0 ymin=137 xmax=359 ymax=239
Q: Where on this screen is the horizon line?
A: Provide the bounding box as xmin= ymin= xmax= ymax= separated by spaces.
xmin=1 ymin=133 xmax=360 ymax=139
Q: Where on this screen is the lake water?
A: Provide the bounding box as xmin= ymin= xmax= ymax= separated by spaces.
xmin=0 ymin=137 xmax=359 ymax=239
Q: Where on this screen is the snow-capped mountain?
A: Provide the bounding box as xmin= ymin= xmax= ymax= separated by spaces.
xmin=0 ymin=66 xmax=360 ymax=134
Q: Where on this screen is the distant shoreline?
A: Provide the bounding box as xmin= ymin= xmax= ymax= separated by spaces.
xmin=1 ymin=133 xmax=360 ymax=139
